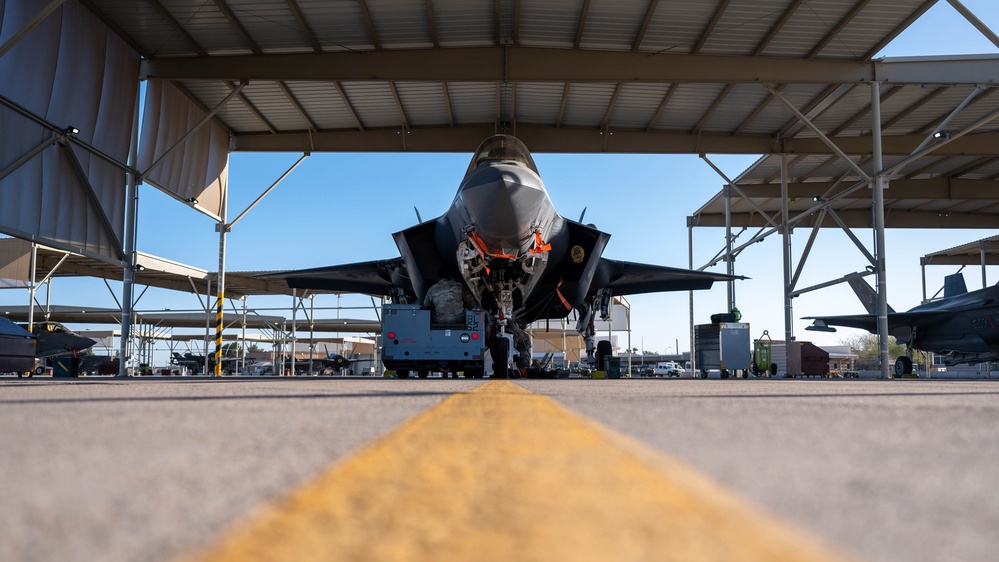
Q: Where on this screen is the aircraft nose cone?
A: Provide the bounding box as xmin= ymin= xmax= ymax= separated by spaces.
xmin=65 ymin=335 xmax=97 ymax=352
xmin=459 ymin=163 xmax=552 ymax=255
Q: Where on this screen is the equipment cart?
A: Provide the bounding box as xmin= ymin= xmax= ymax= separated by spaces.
xmin=751 ymin=329 xmax=778 ymax=377
xmin=694 ymin=318 xmax=751 ymax=379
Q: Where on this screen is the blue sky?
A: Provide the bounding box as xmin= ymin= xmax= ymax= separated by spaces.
xmin=5 ymin=0 xmax=999 ymax=361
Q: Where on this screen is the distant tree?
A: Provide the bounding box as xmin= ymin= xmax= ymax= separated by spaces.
xmin=246 ymin=343 xmax=263 ymax=353
xmin=839 ymin=333 xmax=922 ymax=368
xmin=220 ymin=342 xmax=242 ymax=357
xmin=642 ymin=349 xmax=658 ymax=355
xmin=630 ymin=347 xmax=639 ymax=354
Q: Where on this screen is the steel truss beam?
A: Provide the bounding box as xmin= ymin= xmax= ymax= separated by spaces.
xmin=229 ymin=124 xmax=999 ymax=154
xmin=139 ymin=47 xmax=999 ymax=85
xmin=692 ymin=209 xmax=999 ymax=230
xmin=711 ymin=177 xmax=999 ymax=200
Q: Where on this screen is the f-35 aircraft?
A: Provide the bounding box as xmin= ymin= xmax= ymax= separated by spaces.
xmin=806 ymin=272 xmax=999 ymax=375
xmin=26 ymin=322 xmax=97 ymax=359
xmin=263 ymin=135 xmax=735 ymax=375
xmin=171 ymin=351 xmax=212 ymax=375
xmin=1 ymin=320 xmax=97 ymax=377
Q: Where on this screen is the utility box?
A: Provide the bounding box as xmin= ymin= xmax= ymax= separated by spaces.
xmin=381 ymin=304 xmax=487 ymax=377
xmin=774 ymin=341 xmax=827 ymax=377
xmin=605 ymin=356 xmax=621 ymax=379
xmin=695 ymin=322 xmax=751 ymax=378
xmin=53 ymin=356 xmax=80 ymax=378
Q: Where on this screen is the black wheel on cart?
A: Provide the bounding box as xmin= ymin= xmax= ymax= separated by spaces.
xmin=721 ymin=369 xmax=730 ymax=379
xmin=769 ymin=363 xmax=778 ymax=377
xmin=398 ymin=369 xmax=410 ymax=379
xmin=700 ymin=369 xmax=708 ymax=379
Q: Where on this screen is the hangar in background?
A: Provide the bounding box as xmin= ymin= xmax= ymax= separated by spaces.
xmin=3 ymin=0 xmax=999 ymax=377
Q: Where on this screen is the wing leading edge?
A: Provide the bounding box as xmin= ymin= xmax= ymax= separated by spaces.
xmin=804 ymin=311 xmax=950 ymax=334
xmin=592 ymin=258 xmax=742 ymax=296
xmin=258 ymin=258 xmax=411 ymax=296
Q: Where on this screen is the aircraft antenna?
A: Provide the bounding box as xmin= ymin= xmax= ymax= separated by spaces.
xmin=414 ymin=206 xmax=423 ymax=222
xmin=578 ymin=207 xmax=587 ymax=223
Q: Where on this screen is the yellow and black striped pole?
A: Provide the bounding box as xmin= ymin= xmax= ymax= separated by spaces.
xmin=214 ymin=288 xmax=224 ymax=376
xmin=215 ymin=191 xmax=228 ymax=377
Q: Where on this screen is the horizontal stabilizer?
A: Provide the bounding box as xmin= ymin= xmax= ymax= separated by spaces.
xmin=805 ymin=320 xmax=837 ymax=332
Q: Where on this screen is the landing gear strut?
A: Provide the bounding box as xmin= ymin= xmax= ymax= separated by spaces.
xmin=491 ymin=337 xmax=510 ymax=379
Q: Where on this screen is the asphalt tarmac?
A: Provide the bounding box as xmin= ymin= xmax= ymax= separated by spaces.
xmin=0 ymin=376 xmax=996 ymax=562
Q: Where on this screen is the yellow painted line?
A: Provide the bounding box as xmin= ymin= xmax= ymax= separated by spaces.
xmin=188 ymin=381 xmax=858 ymax=562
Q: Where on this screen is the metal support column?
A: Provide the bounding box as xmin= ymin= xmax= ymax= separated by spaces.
xmin=724 ymin=185 xmax=735 ymax=311
xmin=871 ymin=82 xmax=891 ymax=379
xmin=214 ymin=186 xmax=228 ymax=376
xmin=118 ymin=87 xmax=141 ymax=377
xmin=309 ymin=295 xmax=315 ymax=376
xmin=981 ymin=241 xmax=987 ymax=289
xmin=375 ymin=296 xmax=384 ymax=376
xmin=921 ymin=258 xmax=928 ymax=304
xmin=781 ymin=155 xmax=793 ymax=346
xmin=27 ymin=243 xmax=37 ymax=333
xmin=204 ymin=277 xmax=212 ymax=376
xmin=290 ymin=290 xmax=298 ymax=377
xmin=241 ymin=297 xmax=248 ymax=375
xmin=688 ymin=218 xmax=696 ymax=373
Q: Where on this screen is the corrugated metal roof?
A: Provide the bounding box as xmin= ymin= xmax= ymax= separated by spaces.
xmin=0 ymin=239 xmax=320 ymax=298
xmin=922 ymin=235 xmax=999 ymax=266
xmin=69 ymin=0 xmax=999 ymax=232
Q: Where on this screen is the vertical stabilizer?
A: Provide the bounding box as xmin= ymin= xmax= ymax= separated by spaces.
xmin=943 ymin=273 xmax=968 ymax=299
xmin=846 ymin=274 xmax=895 ymax=314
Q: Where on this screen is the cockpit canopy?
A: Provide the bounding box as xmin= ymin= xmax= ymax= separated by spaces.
xmin=466 ymin=135 xmax=539 ymax=176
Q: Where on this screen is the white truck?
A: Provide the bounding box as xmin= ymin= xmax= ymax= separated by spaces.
xmin=652 ymin=361 xmax=685 ymax=377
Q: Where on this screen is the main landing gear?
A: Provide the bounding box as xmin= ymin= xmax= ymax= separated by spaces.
xmin=894 ymin=356 xmax=913 ymax=376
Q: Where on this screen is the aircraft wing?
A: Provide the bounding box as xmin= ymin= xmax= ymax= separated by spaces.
xmin=257 ymin=258 xmax=411 ymax=296
xmin=591 ymin=258 xmax=741 ymax=296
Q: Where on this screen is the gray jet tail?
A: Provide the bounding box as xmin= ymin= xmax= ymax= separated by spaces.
xmin=846 ymin=274 xmax=895 ymax=314
xmin=943 ymin=273 xmax=968 ymax=299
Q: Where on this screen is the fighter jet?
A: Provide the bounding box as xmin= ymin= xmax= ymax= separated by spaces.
xmin=24 ymin=322 xmax=97 ymax=359
xmin=1 ymin=320 xmax=96 ymax=377
xmin=262 ymin=135 xmax=736 ymax=375
xmin=319 ymin=353 xmax=351 ymax=373
xmin=806 ymin=272 xmax=999 ymax=375
xmin=171 ymin=351 xmax=212 ymax=375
